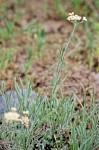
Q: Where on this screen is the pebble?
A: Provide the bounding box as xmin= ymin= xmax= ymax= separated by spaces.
xmin=0 ymin=89 xmax=36 ymax=117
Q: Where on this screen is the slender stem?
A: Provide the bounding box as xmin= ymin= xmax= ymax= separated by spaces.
xmin=63 ymin=24 xmax=77 ymax=59
xmin=52 ymin=23 xmax=77 ymax=94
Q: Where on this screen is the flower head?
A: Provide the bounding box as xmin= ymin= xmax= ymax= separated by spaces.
xmin=20 ymin=116 xmax=29 ymax=127
xmin=67 ymin=12 xmax=87 ymax=23
xmin=3 ymin=108 xmax=29 ymax=128
xmin=11 ymin=107 xmax=17 ymax=112
xmin=68 ymin=12 xmax=74 ymax=16
xmin=4 ymin=111 xmax=20 ymax=123
xmin=83 ymin=17 xmax=87 ymax=21
xmin=22 ymin=110 xmax=29 ymax=116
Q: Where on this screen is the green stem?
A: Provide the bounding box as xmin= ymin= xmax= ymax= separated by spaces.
xmin=52 ymin=23 xmax=77 ymax=94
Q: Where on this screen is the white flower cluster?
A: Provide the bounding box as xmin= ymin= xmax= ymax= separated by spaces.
xmin=22 ymin=110 xmax=29 ymax=116
xmin=21 ymin=116 xmax=29 ymax=127
xmin=67 ymin=12 xmax=87 ymax=23
xmin=4 ymin=110 xmax=20 ymax=122
xmin=4 ymin=107 xmax=29 ymax=127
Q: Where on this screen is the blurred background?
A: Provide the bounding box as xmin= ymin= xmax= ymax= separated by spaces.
xmin=0 ymin=0 xmax=99 ymax=99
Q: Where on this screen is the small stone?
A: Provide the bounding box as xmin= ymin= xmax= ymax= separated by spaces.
xmin=0 ymin=89 xmax=37 ymax=117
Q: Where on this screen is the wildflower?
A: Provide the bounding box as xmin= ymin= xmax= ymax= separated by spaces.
xmin=4 ymin=111 xmax=20 ymax=123
xmin=68 ymin=12 xmax=74 ymax=16
xmin=20 ymin=116 xmax=29 ymax=127
xmin=83 ymin=16 xmax=87 ymax=21
xmin=11 ymin=107 xmax=17 ymax=112
xmin=22 ymin=110 xmax=29 ymax=116
xmin=67 ymin=12 xmax=87 ymax=23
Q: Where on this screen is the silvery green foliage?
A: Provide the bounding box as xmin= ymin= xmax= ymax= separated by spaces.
xmin=0 ymin=89 xmax=36 ymax=116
